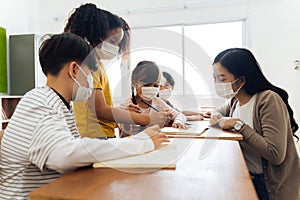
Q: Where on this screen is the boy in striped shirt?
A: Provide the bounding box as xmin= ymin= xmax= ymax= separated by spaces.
xmin=0 ymin=33 xmax=169 ymax=199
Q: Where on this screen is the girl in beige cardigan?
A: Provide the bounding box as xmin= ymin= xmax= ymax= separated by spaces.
xmin=210 ymin=48 xmax=300 ymax=200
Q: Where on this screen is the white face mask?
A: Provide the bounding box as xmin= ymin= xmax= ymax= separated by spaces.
xmin=96 ymin=41 xmax=119 ymax=60
xmin=214 ymin=78 xmax=243 ymax=99
xmin=159 ymin=88 xmax=173 ymax=100
xmin=140 ymin=87 xmax=159 ymax=101
xmin=70 ymin=67 xmax=93 ymax=101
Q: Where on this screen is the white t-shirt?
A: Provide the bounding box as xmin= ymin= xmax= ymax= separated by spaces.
xmin=232 ymin=94 xmax=263 ymax=173
xmin=0 ymin=86 xmax=154 ymax=199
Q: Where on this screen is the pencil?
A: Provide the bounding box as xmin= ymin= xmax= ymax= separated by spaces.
xmin=141 ymin=99 xmax=160 ymax=112
xmin=141 ymin=99 xmax=171 ymax=119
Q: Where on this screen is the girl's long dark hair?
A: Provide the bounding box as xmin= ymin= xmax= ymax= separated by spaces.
xmin=214 ymin=48 xmax=298 ymax=140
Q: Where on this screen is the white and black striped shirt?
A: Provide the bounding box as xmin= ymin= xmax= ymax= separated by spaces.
xmin=0 ymin=86 xmax=154 ymax=199
xmin=0 ymin=86 xmax=79 ymax=199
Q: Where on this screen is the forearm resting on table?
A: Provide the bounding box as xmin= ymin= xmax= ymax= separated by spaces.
xmin=182 ymin=110 xmax=201 ymax=116
xmin=46 ymin=131 xmax=154 ymax=173
xmin=183 ymin=111 xmax=211 ymax=118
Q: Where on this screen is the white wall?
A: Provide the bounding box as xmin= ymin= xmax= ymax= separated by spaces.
xmin=0 ymin=0 xmax=31 ymax=34
xmin=0 ymin=0 xmax=31 ymax=93
xmin=1 ymin=0 xmax=300 ymax=150
xmin=27 ymin=0 xmax=103 ymax=34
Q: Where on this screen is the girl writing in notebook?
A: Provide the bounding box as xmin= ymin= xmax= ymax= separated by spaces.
xmin=118 ymin=61 xmax=188 ymax=137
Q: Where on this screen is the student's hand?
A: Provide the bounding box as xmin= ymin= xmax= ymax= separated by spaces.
xmin=162 ymin=109 xmax=174 ymax=125
xmin=203 ymin=111 xmax=211 ymax=118
xmin=218 ymin=118 xmax=240 ymax=130
xmin=149 ymin=112 xmax=172 ymax=128
xmin=163 ymin=109 xmax=174 ymax=119
xmin=127 ymin=103 xmax=141 ymax=113
xmin=209 ymin=113 xmax=223 ymax=126
xmin=164 ymin=118 xmax=173 ymax=127
xmin=144 ymin=125 xmax=170 ymax=149
xmin=198 ymin=114 xmax=205 ymax=120
xmin=172 ymin=122 xmax=189 ymax=129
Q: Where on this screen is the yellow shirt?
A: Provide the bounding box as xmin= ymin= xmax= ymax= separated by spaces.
xmin=73 ymin=62 xmax=116 ymax=138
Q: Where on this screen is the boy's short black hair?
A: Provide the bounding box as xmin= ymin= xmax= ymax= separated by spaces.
xmin=39 ymin=33 xmax=97 ymax=76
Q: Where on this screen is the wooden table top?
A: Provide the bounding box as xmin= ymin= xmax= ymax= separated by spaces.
xmin=30 ymin=139 xmax=257 ymax=200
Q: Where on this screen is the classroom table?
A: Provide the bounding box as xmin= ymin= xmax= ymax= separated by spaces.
xmin=29 ymin=139 xmax=257 ymax=200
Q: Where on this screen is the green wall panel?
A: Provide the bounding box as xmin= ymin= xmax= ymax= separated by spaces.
xmin=0 ymin=27 xmax=7 ymax=93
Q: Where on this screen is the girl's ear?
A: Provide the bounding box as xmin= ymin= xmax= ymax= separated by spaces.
xmin=68 ymin=62 xmax=79 ymax=78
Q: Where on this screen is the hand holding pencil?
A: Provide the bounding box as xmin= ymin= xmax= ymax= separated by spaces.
xmin=149 ymin=111 xmax=172 ymax=128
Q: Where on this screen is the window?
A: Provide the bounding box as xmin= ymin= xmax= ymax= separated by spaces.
xmin=106 ymin=21 xmax=244 ymax=102
xmin=184 ymin=21 xmax=244 ymax=96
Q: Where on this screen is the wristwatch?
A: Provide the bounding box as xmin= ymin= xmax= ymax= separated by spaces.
xmin=234 ymin=120 xmax=245 ymax=131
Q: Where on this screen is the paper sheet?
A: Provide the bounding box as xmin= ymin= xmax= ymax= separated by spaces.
xmin=161 ymin=121 xmax=209 ymax=135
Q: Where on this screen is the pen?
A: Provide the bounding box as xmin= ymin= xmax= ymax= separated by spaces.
xmin=141 ymin=99 xmax=159 ymax=112
xmin=141 ymin=99 xmax=171 ymax=119
xmin=141 ymin=99 xmax=160 ymax=112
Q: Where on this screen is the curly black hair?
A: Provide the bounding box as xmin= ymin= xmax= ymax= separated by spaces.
xmin=64 ymin=3 xmax=109 ymax=47
xmin=64 ymin=3 xmax=131 ymax=55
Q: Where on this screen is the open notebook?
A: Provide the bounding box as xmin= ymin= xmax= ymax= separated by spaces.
xmin=161 ymin=121 xmax=242 ymax=140
xmin=160 ymin=121 xmax=209 ymax=136
xmin=93 ymin=143 xmax=177 ymax=169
